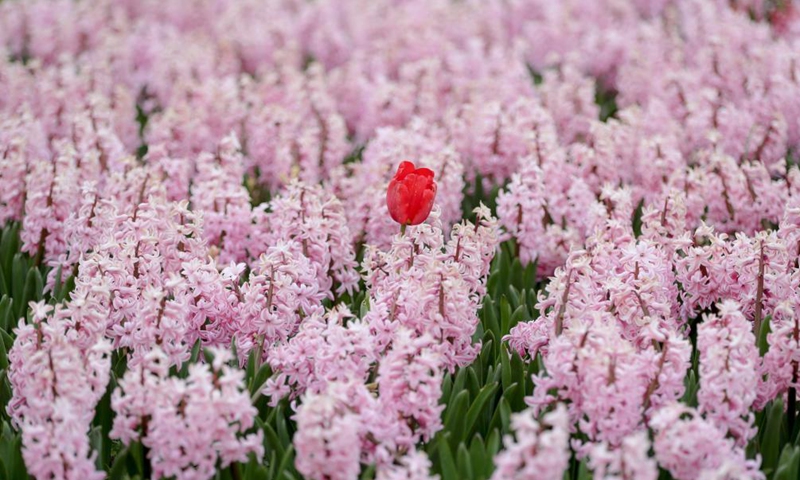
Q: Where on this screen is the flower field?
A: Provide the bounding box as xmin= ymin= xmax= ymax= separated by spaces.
xmin=1 ymin=0 xmax=800 ymax=479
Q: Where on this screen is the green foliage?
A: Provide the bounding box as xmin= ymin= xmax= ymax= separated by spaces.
xmin=595 ymin=83 xmax=619 ymax=122
xmin=426 ymin=241 xmax=542 ymax=480
xmin=461 ymin=175 xmax=504 ymax=223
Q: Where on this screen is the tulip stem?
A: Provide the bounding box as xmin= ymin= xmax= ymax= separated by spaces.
xmin=400 ymin=224 xmax=407 ymax=236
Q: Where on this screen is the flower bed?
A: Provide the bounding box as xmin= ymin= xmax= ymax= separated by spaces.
xmin=1 ymin=0 xmax=800 ymax=479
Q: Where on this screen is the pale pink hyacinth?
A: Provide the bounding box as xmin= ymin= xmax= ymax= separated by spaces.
xmin=375 ymin=448 xmax=438 ymax=480
xmin=258 ymin=180 xmax=360 ymax=296
xmin=242 ymin=64 xmax=350 ymax=189
xmin=188 ymin=133 xmax=253 ymax=264
xmin=375 ymin=328 xmax=445 ymax=447
xmin=287 ymin=209 xmax=498 ymax=477
xmin=236 ymin=239 xmax=327 ymax=361
xmin=491 ymin=404 xmax=571 ymax=480
xmin=4 ymin=0 xmax=800 ymax=478
xmin=264 ymin=306 xmax=377 ymax=403
xmin=525 ymin=317 xmax=655 ymax=447
xmin=588 ymin=431 xmax=658 ymax=480
xmin=697 ymin=301 xmax=759 ymax=446
xmin=110 ymin=347 xmax=263 ymax=480
xmin=757 ymin=300 xmax=800 ymax=410
xmin=361 ymin=207 xmax=498 ymax=370
xmin=649 ymin=403 xmax=764 ymax=480
xmin=293 ymin=380 xmax=376 ymax=480
xmin=7 ymin=302 xmax=110 ymax=480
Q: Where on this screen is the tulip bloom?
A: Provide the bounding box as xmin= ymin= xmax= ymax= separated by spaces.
xmin=386 ymin=161 xmax=437 ymax=228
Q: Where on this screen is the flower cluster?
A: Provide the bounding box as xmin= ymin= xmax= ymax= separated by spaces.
xmin=278 ymin=207 xmax=499 ymax=476
xmin=2 ymin=0 xmax=800 ymax=478
xmin=490 ymin=404 xmax=571 ymax=480
xmin=7 ymin=302 xmax=110 ymax=480
xmin=110 ymin=348 xmax=263 ymax=480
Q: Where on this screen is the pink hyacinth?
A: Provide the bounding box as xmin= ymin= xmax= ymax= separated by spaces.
xmin=491 ymin=404 xmax=571 ymax=480
xmin=588 ymin=431 xmax=658 ymax=480
xmin=293 ymin=380 xmax=376 ymax=480
xmin=697 ymin=301 xmax=759 ymax=446
xmin=7 ymin=302 xmax=110 ymax=480
xmin=650 ymin=403 xmax=764 ymax=480
xmin=110 ymin=347 xmax=263 ymax=480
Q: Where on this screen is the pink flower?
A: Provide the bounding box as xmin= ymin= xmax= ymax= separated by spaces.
xmin=110 ymin=347 xmax=263 ymax=480
xmin=697 ymin=301 xmax=759 ymax=446
xmin=650 ymin=403 xmax=763 ymax=480
xmin=491 ymin=404 xmax=571 ymax=480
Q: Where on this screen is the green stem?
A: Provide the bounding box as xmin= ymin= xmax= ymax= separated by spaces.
xmin=400 ymin=223 xmax=407 ymax=236
xmin=230 ymin=463 xmax=242 ymax=480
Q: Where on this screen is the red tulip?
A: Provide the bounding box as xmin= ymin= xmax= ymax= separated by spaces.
xmin=386 ymin=161 xmax=437 ymax=227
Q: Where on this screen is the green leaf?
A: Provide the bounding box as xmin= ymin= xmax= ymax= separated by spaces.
xmin=0 ymin=329 xmax=12 ymax=352
xmin=510 ymin=352 xmax=528 ymax=410
xmin=179 ymin=339 xmax=203 ymax=378
xmin=275 ymin=405 xmax=292 ymax=448
xmin=276 ymin=445 xmax=295 ymax=479
xmin=0 ymin=296 xmax=11 ymax=332
xmin=482 ymin=297 xmax=500 ymax=342
xmin=11 ymin=256 xmax=27 ymax=319
xmin=463 ymin=382 xmax=499 ymax=440
xmin=260 ymin=418 xmax=285 ymax=459
xmin=507 ymin=286 xmax=520 ymax=311
xmin=576 ymin=459 xmax=591 ymax=480
xmin=0 ymin=225 xmax=19 ymax=280
xmin=51 ymin=266 xmax=64 ymax=303
xmin=59 ymin=275 xmax=76 ymax=303
xmin=774 ymin=445 xmax=800 ymax=480
xmin=466 ymin=367 xmax=480 ymax=397
xmin=438 ymin=438 xmax=458 ymax=480
xmin=479 ymin=338 xmax=494 ymax=373
xmin=92 ymin=374 xmax=114 ymax=470
xmin=6 ymin=429 xmax=24 ymax=480
xmin=0 ymin=271 xmax=6 ymax=299
xmin=266 ymin=450 xmax=278 ymax=480
xmin=19 ymin=267 xmax=42 ymax=320
xmin=523 ymin=260 xmax=538 ymax=291
xmin=250 ymin=363 xmax=273 ymax=397
xmin=498 ymin=297 xmax=511 ymax=338
xmin=500 ymin=345 xmax=512 ymax=393
xmin=441 ymin=374 xmax=453 ymax=404
xmin=89 ymin=426 xmax=104 ymax=470
xmin=762 ymin=399 xmax=785 ymax=475
xmin=488 ymin=397 xmax=512 ymax=434
xmin=486 ymin=428 xmax=501 ymax=458
xmin=489 ymin=251 xmax=511 ymax=299
xmin=230 ymin=336 xmax=238 ymax=363
xmin=451 ymin=368 xmax=467 ymax=402
xmin=759 ymin=314 xmax=772 ymax=357
xmin=0 ymin=370 xmax=11 ymax=415
xmin=506 ymin=306 xmax=527 ymax=336
xmin=359 ymin=464 xmax=376 ymax=480
xmin=469 ymin=435 xmax=488 ymax=479
xmin=0 ymin=331 xmax=7 ymax=371
xmin=443 ymin=390 xmax=470 ymax=446
xmin=127 ymin=441 xmax=144 ymax=477
xmin=359 ymin=297 xmax=370 ymax=318
xmin=456 ymin=442 xmax=473 ymax=480
xmin=108 ymin=445 xmax=130 ymax=480
xmin=681 ymin=370 xmax=698 ymax=408
xmin=246 ymin=345 xmax=259 ymax=386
